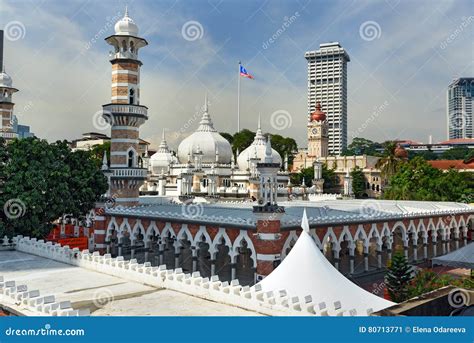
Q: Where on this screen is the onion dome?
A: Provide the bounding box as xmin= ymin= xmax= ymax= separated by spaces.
xmin=311 ymin=102 xmax=326 ymax=122
xmin=394 ymin=145 xmax=408 ymax=159
xmin=150 ymin=129 xmax=178 ymax=174
xmin=237 ymin=115 xmax=282 ymax=170
xmin=0 ymin=70 xmax=13 ymax=88
xmin=177 ymin=95 xmax=233 ymax=164
xmin=114 ymin=6 xmax=139 ymax=36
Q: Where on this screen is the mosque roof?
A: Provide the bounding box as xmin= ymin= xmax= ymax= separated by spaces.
xmin=105 ymin=199 xmax=473 ymax=230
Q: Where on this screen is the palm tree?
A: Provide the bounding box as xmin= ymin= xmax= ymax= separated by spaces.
xmin=375 ymin=141 xmax=404 ymax=185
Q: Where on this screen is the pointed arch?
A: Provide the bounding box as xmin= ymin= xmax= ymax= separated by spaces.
xmin=309 ymin=229 xmax=323 ymax=250
xmin=211 ymin=228 xmax=232 ymax=258
xmin=106 ymin=217 xmax=119 ymax=241
xmin=132 ymin=220 xmax=145 ymax=240
xmin=192 ymin=225 xmax=213 ymax=247
xmin=282 ymin=230 xmax=298 ymax=258
xmin=231 ymin=231 xmax=256 ymax=267
xmin=118 ymin=218 xmax=132 ymax=239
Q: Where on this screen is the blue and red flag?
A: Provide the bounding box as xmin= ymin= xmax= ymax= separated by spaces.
xmin=239 ymin=64 xmax=254 ymax=79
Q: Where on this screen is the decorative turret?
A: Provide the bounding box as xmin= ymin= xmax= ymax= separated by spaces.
xmin=101 ymin=8 xmax=149 ymax=207
xmin=313 ymin=160 xmax=324 ymax=194
xmin=0 ymin=30 xmax=19 ymax=141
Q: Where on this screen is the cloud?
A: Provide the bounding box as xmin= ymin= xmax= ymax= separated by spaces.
xmin=1 ymin=0 xmax=472 ymax=150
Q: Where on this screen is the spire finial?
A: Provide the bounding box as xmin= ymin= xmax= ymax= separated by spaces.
xmin=301 ymin=208 xmax=310 ymax=233
xmin=258 ymin=113 xmax=261 ymax=130
xmin=125 ymin=5 xmax=129 ymax=17
xmin=204 ymin=92 xmax=208 ymax=113
xmin=162 ymin=128 xmax=165 ymax=140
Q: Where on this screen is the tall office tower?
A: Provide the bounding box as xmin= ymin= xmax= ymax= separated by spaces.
xmin=447 ymin=78 xmax=473 ymax=140
xmin=305 ymin=42 xmax=350 ymax=155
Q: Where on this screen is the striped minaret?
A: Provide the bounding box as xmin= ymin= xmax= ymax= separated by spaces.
xmin=0 ymin=30 xmax=19 ymax=141
xmin=102 ymin=8 xmax=148 ymax=206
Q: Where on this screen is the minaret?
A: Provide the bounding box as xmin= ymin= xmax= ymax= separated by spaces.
xmin=253 ymin=136 xmax=285 ymax=282
xmin=307 ymin=102 xmax=328 ymax=158
xmin=102 ymin=8 xmax=149 ymax=206
xmin=0 ymin=30 xmax=19 ymax=141
xmin=313 ymin=160 xmax=324 ymax=194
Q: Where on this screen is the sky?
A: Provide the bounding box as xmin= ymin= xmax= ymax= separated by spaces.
xmin=1 ymin=0 xmax=473 ymax=150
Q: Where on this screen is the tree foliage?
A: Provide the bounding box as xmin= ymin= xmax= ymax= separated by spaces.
xmin=375 ymin=141 xmax=404 ymax=183
xmin=384 ymin=157 xmax=474 ymax=202
xmin=385 ymin=252 xmax=413 ymax=303
xmin=350 ymin=167 xmax=366 ymax=198
xmin=89 ymin=141 xmax=111 ymax=167
xmin=0 ymin=138 xmax=108 ymax=238
xmin=290 ymin=164 xmax=337 ymax=190
xmin=342 ymin=137 xmax=383 ymax=156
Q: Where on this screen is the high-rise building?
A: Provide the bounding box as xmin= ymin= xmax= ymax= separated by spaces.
xmin=447 ymin=78 xmax=473 ymax=140
xmin=305 ymin=42 xmax=350 ymax=155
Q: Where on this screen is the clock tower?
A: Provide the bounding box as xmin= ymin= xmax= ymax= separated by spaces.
xmin=307 ymin=102 xmax=328 ymax=158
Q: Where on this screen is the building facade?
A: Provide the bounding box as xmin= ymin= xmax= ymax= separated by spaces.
xmin=305 ymin=42 xmax=350 ymax=155
xmin=447 ymin=78 xmax=473 ymax=140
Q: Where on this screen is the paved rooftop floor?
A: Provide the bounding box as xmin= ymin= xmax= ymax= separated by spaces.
xmin=0 ymin=250 xmax=261 ymax=316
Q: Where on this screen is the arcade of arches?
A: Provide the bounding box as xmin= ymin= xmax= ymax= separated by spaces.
xmin=102 ymin=214 xmax=472 ymax=285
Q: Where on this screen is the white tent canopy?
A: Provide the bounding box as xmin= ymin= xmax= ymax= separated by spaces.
xmin=254 ymin=209 xmax=395 ymax=315
xmin=432 ymin=243 xmax=474 ymax=269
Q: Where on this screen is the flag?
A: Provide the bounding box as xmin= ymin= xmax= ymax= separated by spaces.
xmin=239 ymin=64 xmax=254 ymax=79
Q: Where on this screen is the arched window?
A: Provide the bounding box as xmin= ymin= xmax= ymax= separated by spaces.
xmin=121 ymin=40 xmax=127 ymax=52
xmin=129 ymin=88 xmax=135 ymax=104
xmin=130 ymin=41 xmax=135 ymax=53
xmin=128 ymin=150 xmax=134 ymax=167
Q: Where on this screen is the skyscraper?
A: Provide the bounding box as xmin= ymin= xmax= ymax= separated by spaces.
xmin=447 ymin=78 xmax=473 ymax=140
xmin=305 ymin=42 xmax=350 ymax=155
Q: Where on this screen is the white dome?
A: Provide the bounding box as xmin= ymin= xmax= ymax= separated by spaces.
xmin=0 ymin=70 xmax=13 ymax=88
xmin=177 ymin=98 xmax=232 ymax=165
xmin=150 ymin=130 xmax=178 ymax=174
xmin=114 ymin=7 xmax=139 ymax=36
xmin=237 ymin=118 xmax=282 ymax=170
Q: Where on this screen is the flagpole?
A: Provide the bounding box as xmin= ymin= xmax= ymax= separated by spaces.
xmin=237 ymin=61 xmax=241 ymax=133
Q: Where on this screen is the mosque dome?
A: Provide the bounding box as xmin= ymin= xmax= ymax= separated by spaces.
xmin=0 ymin=70 xmax=13 ymax=88
xmin=114 ymin=7 xmax=139 ymax=36
xmin=150 ymin=130 xmax=178 ymax=174
xmin=311 ymin=102 xmax=326 ymax=122
xmin=237 ymin=117 xmax=282 ymax=171
xmin=177 ymin=97 xmax=233 ymax=165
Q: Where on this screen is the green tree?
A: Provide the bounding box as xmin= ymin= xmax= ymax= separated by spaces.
xmin=268 ymin=134 xmax=297 ymax=166
xmin=385 ymin=252 xmax=413 ymax=302
xmin=90 ymin=141 xmax=111 ymax=167
xmin=342 ymin=137 xmax=383 ymax=156
xmin=441 ymin=147 xmax=472 ymax=161
xmin=232 ymin=129 xmax=254 ymax=155
xmin=1 ymin=138 xmax=108 ymax=238
xmin=384 ymin=157 xmax=473 ymax=202
xmin=290 ymin=167 xmax=314 ymax=187
xmin=408 ymin=150 xmax=438 ymax=161
xmin=375 ymin=141 xmax=404 ymax=183
xmin=351 ymin=167 xmax=366 ymax=198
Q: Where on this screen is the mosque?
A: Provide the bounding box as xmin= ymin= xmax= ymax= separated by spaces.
xmin=86 ymin=9 xmax=474 ymax=289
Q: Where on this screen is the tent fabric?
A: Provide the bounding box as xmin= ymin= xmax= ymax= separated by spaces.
xmin=254 ymin=209 xmax=395 ymax=315
xmin=432 ymin=243 xmax=474 ymax=269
